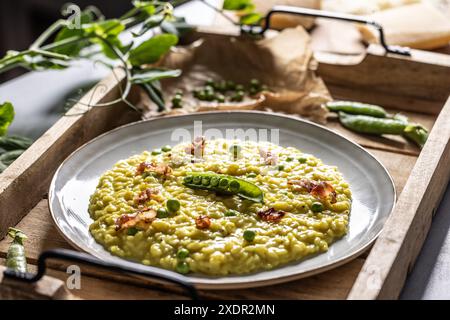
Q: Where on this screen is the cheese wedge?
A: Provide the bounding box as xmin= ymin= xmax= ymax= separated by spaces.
xmin=253 ymin=0 xmax=321 ymax=29
xmin=358 ymin=2 xmax=450 ymax=49
xmin=322 ymin=0 xmax=421 ymax=15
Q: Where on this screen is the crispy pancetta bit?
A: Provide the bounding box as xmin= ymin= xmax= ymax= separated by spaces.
xmin=134 ymin=188 xmax=160 ymax=205
xmin=258 ymin=147 xmax=278 ymax=165
xmin=287 ymin=179 xmax=316 ymax=192
xmin=195 ymin=215 xmax=211 ymax=230
xmin=257 ymin=208 xmax=286 ymax=223
xmin=136 ymin=161 xmax=172 ymax=177
xmin=288 ymin=179 xmax=337 ymax=203
xmin=310 ymin=181 xmax=337 ymax=204
xmin=115 ymin=208 xmax=157 ymax=231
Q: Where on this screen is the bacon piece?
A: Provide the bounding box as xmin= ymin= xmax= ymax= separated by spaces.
xmin=288 ymin=179 xmax=316 ymax=192
xmin=136 ymin=161 xmax=172 ymax=177
xmin=257 ymin=208 xmax=286 ymax=223
xmin=186 ymin=136 xmax=206 ymax=158
xmin=258 ymin=147 xmax=278 ymax=165
xmin=195 ymin=215 xmax=211 ymax=230
xmin=310 ymin=181 xmax=337 ymax=204
xmin=134 ymin=188 xmax=159 ymax=205
xmin=115 ymin=208 xmax=156 ymax=231
xmin=288 ymin=179 xmax=337 ymax=203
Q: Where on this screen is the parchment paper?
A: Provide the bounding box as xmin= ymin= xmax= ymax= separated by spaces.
xmin=139 ymin=27 xmax=331 ymax=123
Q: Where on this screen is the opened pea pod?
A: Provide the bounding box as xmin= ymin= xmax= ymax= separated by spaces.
xmin=183 ymin=172 xmax=264 ymax=203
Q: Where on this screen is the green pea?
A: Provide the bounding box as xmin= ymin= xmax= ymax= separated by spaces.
xmin=286 ymin=157 xmax=293 ymax=162
xmin=171 ymin=95 xmax=183 ymax=108
xmin=176 ymin=248 xmax=189 ymax=260
xmin=175 ymin=90 xmax=183 ymax=96
xmin=249 ymin=87 xmax=258 ymax=95
xmin=277 ymin=165 xmax=285 ymax=171
xmin=210 ymin=176 xmax=220 ymax=187
xmin=202 ymin=176 xmax=211 ymax=186
xmin=247 ymin=173 xmax=257 ymax=178
xmin=184 ymin=175 xmax=193 ymax=184
xmin=250 ymin=79 xmax=260 ymax=88
xmin=225 ymin=210 xmax=237 ymax=217
xmin=166 ymin=199 xmax=181 ymax=213
xmin=231 ymin=91 xmax=244 ymax=102
xmin=127 ymin=227 xmax=138 ymax=236
xmin=157 ymin=208 xmax=169 ymax=218
xmin=243 ymin=230 xmax=256 ymax=242
xmin=219 ymin=178 xmax=229 ymax=189
xmin=152 ymin=149 xmax=162 ymax=155
xmin=298 ymin=157 xmax=307 ymax=164
xmin=229 ymin=180 xmax=241 ymax=193
xmin=214 ymin=80 xmax=227 ymax=92
xmin=311 ymin=202 xmax=324 ymax=213
xmin=205 ymin=79 xmax=214 ymax=86
xmin=196 ymin=90 xmax=207 ymax=101
xmin=226 ymin=80 xmax=236 ymax=90
xmin=161 ymin=145 xmax=172 ymax=152
xmin=216 ymin=94 xmax=226 ymax=103
xmin=235 ymin=84 xmax=244 ymax=91
xmin=176 ymin=261 xmax=190 ymax=274
xmin=193 ymin=176 xmax=202 ymax=184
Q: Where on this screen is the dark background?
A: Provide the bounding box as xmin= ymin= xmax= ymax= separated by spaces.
xmin=0 ymin=0 xmax=132 ymax=82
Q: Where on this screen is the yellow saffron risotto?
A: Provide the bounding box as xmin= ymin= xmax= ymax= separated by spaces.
xmin=88 ymin=139 xmax=351 ymax=275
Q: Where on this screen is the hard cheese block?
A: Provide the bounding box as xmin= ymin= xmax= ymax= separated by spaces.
xmin=358 ymin=2 xmax=450 ymax=49
xmin=254 ymin=0 xmax=321 ymax=29
xmin=322 ymin=0 xmax=420 ymax=14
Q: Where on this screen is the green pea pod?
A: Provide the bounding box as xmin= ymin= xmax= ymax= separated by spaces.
xmin=403 ymin=124 xmax=428 ymax=148
xmin=0 ymin=149 xmax=25 ymax=166
xmin=339 ymin=112 xmax=406 ymax=135
xmin=0 ymin=135 xmax=33 ymax=151
xmin=393 ymin=114 xmax=428 ymax=148
xmin=6 ymin=227 xmax=28 ymax=273
xmin=183 ymin=172 xmax=264 ymax=203
xmin=326 ymin=101 xmax=387 ymax=118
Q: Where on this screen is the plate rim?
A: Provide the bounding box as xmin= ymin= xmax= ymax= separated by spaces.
xmin=48 ymin=110 xmax=396 ymax=290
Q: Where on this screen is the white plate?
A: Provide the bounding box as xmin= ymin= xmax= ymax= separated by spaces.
xmin=49 ymin=111 xmax=395 ymax=289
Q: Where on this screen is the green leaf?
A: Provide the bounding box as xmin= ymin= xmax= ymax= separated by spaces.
xmin=88 ymin=19 xmax=125 ymax=37
xmin=240 ymin=12 xmax=262 ymax=25
xmin=131 ymin=68 xmax=181 ymax=84
xmin=129 ymin=34 xmax=178 ymax=67
xmin=223 ymin=0 xmax=254 ymax=11
xmin=0 ymin=102 xmax=15 ymax=136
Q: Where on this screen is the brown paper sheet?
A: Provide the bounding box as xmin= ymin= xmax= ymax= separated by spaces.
xmin=139 ymin=27 xmax=331 ymax=124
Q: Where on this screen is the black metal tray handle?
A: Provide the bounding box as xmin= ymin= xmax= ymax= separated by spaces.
xmin=241 ymin=5 xmax=411 ymax=56
xmin=3 ymin=248 xmax=199 ymax=300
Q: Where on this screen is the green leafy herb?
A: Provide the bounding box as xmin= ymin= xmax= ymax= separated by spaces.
xmin=129 ymin=33 xmax=178 ymax=67
xmin=0 ymin=102 xmax=14 ymax=136
xmin=223 ymin=0 xmax=254 ymax=11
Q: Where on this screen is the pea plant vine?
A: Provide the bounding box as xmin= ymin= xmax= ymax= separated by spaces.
xmin=0 ymin=0 xmax=260 ymax=173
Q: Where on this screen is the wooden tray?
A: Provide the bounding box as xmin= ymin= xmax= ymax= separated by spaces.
xmin=1 ymin=29 xmax=450 ymax=299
